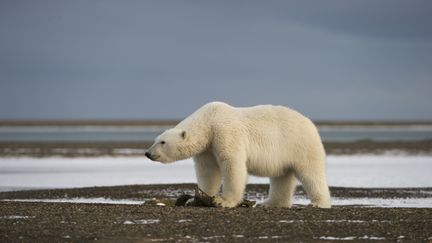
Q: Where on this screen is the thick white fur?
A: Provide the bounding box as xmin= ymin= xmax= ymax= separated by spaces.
xmin=146 ymin=102 xmax=331 ymax=208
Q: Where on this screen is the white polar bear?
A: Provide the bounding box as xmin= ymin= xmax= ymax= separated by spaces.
xmin=145 ymin=102 xmax=331 ymax=208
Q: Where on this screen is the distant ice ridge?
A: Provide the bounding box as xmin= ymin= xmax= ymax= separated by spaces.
xmin=0 ymin=155 xmax=431 ymax=191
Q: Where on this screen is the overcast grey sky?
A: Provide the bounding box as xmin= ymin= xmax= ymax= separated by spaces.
xmin=1 ymin=0 xmax=431 ymax=120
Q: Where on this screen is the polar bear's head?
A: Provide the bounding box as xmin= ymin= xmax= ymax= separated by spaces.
xmin=145 ymin=128 xmax=189 ymax=163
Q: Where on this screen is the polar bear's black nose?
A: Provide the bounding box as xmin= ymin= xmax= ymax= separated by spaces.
xmin=145 ymin=152 xmax=151 ymax=159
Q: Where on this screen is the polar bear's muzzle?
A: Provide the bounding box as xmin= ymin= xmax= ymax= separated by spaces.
xmin=145 ymin=151 xmax=159 ymax=161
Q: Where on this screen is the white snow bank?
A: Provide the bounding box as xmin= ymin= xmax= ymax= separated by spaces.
xmin=327 ymin=155 xmax=432 ymax=188
xmin=0 ymin=155 xmax=431 ymax=191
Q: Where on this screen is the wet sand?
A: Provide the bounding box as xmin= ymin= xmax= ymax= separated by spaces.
xmin=1 ymin=184 xmax=431 ymax=242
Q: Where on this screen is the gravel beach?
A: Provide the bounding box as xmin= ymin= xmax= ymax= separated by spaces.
xmin=1 ymin=121 xmax=431 ymax=241
xmin=1 ymin=184 xmax=431 ymax=242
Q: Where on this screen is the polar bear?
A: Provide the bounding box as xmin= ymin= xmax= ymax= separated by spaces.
xmin=145 ymin=102 xmax=331 ymax=208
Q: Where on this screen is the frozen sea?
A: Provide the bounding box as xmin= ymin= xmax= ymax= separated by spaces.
xmin=0 ymin=155 xmax=431 ymax=192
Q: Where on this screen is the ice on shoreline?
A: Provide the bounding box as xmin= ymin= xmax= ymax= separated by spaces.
xmin=0 ymin=155 xmax=431 ymax=191
xmin=1 ymin=198 xmax=144 ymax=205
xmin=2 ymin=196 xmax=432 ymax=208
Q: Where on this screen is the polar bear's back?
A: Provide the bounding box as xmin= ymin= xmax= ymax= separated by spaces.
xmin=238 ymin=104 xmax=321 ymax=145
xmin=186 ymin=102 xmax=323 ymax=158
xmin=207 ymin=102 xmax=320 ymax=145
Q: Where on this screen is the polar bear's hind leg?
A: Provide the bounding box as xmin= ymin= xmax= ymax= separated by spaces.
xmin=258 ymin=170 xmax=297 ymax=208
xmin=295 ymin=164 xmax=331 ymax=208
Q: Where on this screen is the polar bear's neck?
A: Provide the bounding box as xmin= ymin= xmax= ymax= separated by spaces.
xmin=174 ymin=104 xmax=215 ymax=157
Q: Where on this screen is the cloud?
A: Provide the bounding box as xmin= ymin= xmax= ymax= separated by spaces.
xmin=0 ymin=0 xmax=431 ymax=119
xmin=279 ymin=0 xmax=432 ymax=40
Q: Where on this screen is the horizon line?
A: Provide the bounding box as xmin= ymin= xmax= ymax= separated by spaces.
xmin=1 ymin=119 xmax=432 ymax=126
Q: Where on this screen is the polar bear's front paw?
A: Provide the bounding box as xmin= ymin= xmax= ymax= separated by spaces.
xmin=213 ymin=196 xmax=238 ymax=208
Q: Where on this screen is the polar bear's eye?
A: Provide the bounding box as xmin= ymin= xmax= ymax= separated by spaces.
xmin=160 ymin=141 xmax=166 ymax=145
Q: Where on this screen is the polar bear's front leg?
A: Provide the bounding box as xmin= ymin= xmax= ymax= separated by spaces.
xmin=194 ymin=153 xmax=221 ymax=196
xmin=213 ymin=156 xmax=248 ymax=208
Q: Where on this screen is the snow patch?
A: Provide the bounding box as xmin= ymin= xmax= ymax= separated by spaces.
xmin=1 ymin=198 xmax=144 ymax=205
xmin=319 ymin=236 xmax=356 ymax=240
xmin=358 ymin=235 xmax=386 ymax=240
xmin=201 ymin=235 xmax=224 ymax=240
xmin=178 ymin=219 xmax=192 ymax=223
xmin=123 ymin=219 xmax=160 ymax=225
xmin=318 ymin=235 xmax=386 ymax=240
xmin=279 ymin=220 xmax=296 ymax=223
xmin=0 ymin=215 xmax=35 ymax=219
xmin=323 ymin=220 xmax=365 ymax=223
xmin=291 ymin=196 xmax=432 ymax=208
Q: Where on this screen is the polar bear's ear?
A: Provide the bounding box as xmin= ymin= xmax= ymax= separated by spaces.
xmin=181 ymin=130 xmax=187 ymax=139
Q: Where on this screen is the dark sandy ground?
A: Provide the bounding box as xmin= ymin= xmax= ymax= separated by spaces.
xmin=1 ymin=184 xmax=431 ymax=242
xmin=1 ymin=140 xmax=432 ymax=157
